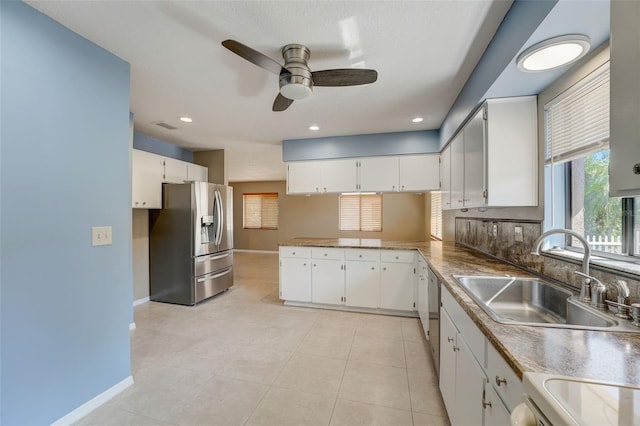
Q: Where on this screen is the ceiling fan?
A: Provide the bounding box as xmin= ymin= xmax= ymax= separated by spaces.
xmin=222 ymin=40 xmax=378 ymax=112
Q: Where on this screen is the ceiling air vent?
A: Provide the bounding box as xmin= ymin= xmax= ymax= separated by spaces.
xmin=153 ymin=121 xmax=178 ymax=130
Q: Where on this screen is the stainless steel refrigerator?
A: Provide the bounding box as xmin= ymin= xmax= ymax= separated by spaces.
xmin=149 ymin=182 xmax=233 ymax=305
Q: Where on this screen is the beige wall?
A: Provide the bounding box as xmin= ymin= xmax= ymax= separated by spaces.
xmin=231 ymin=181 xmax=427 ymax=251
xmin=194 ymin=150 xmax=226 ymax=184
xmin=132 ymin=209 xmax=149 ymax=301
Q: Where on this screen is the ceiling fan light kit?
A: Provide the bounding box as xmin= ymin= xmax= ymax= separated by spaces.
xmin=222 ymin=39 xmax=378 ymax=111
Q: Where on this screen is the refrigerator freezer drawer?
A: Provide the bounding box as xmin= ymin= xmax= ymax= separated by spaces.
xmin=194 ymin=251 xmax=233 ymax=276
xmin=195 ymin=266 xmax=233 ymax=303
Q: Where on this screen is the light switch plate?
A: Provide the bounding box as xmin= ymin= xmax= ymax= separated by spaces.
xmin=92 ymin=226 xmax=112 ymax=246
xmin=514 ymin=226 xmax=524 ymax=243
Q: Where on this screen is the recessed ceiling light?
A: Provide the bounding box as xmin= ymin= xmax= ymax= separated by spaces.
xmin=178 ymin=116 xmax=193 ymax=123
xmin=309 ymin=125 xmax=320 ymax=131
xmin=412 ymin=117 xmax=424 ymax=123
xmin=516 ymin=35 xmax=590 ymax=72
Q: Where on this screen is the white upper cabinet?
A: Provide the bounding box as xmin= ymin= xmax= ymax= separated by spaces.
xmin=609 ymin=0 xmax=640 ymax=196
xmin=287 ymin=160 xmax=357 ymax=194
xmin=163 ymin=157 xmax=188 ymax=183
xmin=132 ymin=149 xmax=164 ymax=209
xmin=398 ymin=154 xmax=440 ymax=192
xmin=287 ymin=154 xmax=441 ymax=194
xmin=463 ymin=108 xmax=486 ymax=208
xmin=187 ymin=163 xmax=208 ymax=182
xmin=287 ymin=161 xmax=324 ymax=194
xmin=442 ymin=96 xmax=538 ymax=210
xmin=322 ymin=159 xmax=359 ymax=193
xmin=449 ymin=132 xmax=465 ymax=209
xmin=440 ymin=145 xmax=452 ymax=209
xmin=359 ymin=157 xmax=399 ymax=192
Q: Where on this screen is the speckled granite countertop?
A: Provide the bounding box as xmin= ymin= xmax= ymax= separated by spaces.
xmin=281 ymin=238 xmax=640 ymax=385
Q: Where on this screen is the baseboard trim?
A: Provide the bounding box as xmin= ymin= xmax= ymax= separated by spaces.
xmin=51 ymin=375 xmax=134 ymax=426
xmin=133 ymin=296 xmax=150 ymax=306
xmin=129 ymin=322 xmax=136 ymax=331
xmin=233 ymin=249 xmax=278 ymax=254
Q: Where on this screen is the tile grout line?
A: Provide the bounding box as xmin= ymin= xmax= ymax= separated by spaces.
xmin=326 ymin=318 xmax=358 ymax=426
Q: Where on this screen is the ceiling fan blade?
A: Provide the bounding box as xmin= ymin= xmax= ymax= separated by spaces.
xmin=222 ymin=39 xmax=287 ymax=76
xmin=273 ymin=93 xmax=294 ymax=112
xmin=312 ymin=69 xmax=378 ymax=86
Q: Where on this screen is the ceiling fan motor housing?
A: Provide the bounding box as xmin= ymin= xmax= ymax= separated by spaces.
xmin=279 ymin=44 xmax=313 ymax=100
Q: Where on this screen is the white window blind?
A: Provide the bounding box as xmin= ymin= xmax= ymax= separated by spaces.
xmin=430 ymin=192 xmax=442 ymax=239
xmin=243 ymin=193 xmax=278 ymax=229
xmin=339 ymin=193 xmax=382 ymax=232
xmin=545 ymin=62 xmax=610 ymax=165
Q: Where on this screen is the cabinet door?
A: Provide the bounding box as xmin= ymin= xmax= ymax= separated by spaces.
xmin=280 ymin=258 xmax=311 ymax=302
xmin=455 ymin=335 xmax=486 ymax=426
xmin=379 ymin=262 xmax=415 ymax=311
xmin=132 ymin=149 xmax=163 ymax=209
xmin=187 ymin=163 xmax=208 ymax=182
xmin=287 ymin=161 xmax=323 ymax=194
xmin=417 ymin=259 xmax=429 ymax=336
xmin=345 ymin=260 xmax=379 ymax=308
xmin=449 ymin=132 xmax=465 ymax=209
xmin=398 ymin=155 xmax=440 ymax=192
xmin=322 ymin=159 xmax=358 ymax=193
xmin=440 ymin=146 xmax=452 ymax=210
xmin=311 ymin=259 xmax=345 ymax=304
xmin=164 ymin=157 xmax=188 ymax=183
xmin=463 ymin=108 xmax=486 ymax=208
xmin=483 ymin=385 xmax=512 ymax=426
xmin=359 ymin=157 xmax=399 ymax=192
xmin=439 ymin=310 xmax=458 ymax=419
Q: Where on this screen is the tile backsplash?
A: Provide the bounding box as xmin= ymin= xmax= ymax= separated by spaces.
xmin=455 ymin=218 xmax=640 ymax=303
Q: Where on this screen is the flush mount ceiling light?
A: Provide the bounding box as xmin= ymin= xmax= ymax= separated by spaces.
xmin=309 ymin=125 xmax=320 ymax=131
xmin=412 ymin=117 xmax=424 ymax=123
xmin=178 ymin=116 xmax=193 ymax=123
xmin=516 ymin=35 xmax=590 ymax=72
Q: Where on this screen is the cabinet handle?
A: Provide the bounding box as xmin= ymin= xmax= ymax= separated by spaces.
xmin=495 ymin=376 xmax=507 ymax=387
xmin=324 ymin=187 xmax=327 ymax=192
xmin=359 ymin=254 xmax=363 ymax=258
xmin=303 ymin=263 xmax=307 ymax=266
xmin=383 ymin=267 xmax=387 ymax=271
xmin=142 ymin=201 xmax=147 ymax=205
xmin=313 ymin=264 xmax=317 ymax=267
xmin=292 ymin=252 xmax=296 ymax=255
xmin=401 ymin=185 xmax=405 ymax=190
xmin=447 ymin=337 xmax=454 ymax=343
xmin=395 ymin=256 xmax=399 ymax=260
xmin=324 ymin=253 xmax=328 ymax=256
xmin=453 ymin=346 xmax=460 ymax=352
xmin=371 ymin=267 xmax=375 ymax=270
xmin=392 ymin=185 xmax=396 ymax=190
xmin=482 ymin=400 xmax=492 ymax=409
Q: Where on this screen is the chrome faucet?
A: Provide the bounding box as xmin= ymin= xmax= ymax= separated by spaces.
xmin=531 ymin=228 xmax=592 ymax=303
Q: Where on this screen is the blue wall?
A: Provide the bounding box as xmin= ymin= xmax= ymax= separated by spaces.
xmin=1 ymin=2 xmax=132 ymax=424
xmin=133 ymin=132 xmax=194 ymax=162
xmin=282 ymin=130 xmax=440 ymax=161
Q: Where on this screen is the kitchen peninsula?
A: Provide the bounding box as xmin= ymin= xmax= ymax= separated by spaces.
xmin=279 ymin=237 xmax=640 ymax=385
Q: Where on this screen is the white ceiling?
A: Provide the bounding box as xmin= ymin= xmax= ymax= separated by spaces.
xmin=26 ymin=0 xmax=513 ymax=182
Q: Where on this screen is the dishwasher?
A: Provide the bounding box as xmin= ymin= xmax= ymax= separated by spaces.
xmin=427 ymin=266 xmax=440 ymax=376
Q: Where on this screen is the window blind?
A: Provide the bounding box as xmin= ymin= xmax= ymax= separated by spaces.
xmin=339 ymin=193 xmax=382 ymax=232
xmin=430 ymin=192 xmax=442 ymax=239
xmin=243 ymin=193 xmax=278 ymax=229
xmin=545 ymin=62 xmax=610 ymax=165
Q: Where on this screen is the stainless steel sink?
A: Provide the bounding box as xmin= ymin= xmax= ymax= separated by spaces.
xmin=453 ymin=275 xmax=639 ymax=332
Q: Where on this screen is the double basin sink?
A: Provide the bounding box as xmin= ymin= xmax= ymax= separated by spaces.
xmin=454 ymin=275 xmax=639 ymax=333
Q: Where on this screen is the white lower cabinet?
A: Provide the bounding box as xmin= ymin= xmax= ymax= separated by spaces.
xmin=279 ymin=247 xmax=311 ymax=302
xmin=279 ymin=246 xmax=415 ymax=313
xmin=345 ymin=250 xmax=380 ymax=308
xmin=380 ymin=250 xmax=416 ymax=311
xmin=440 ymin=285 xmax=521 ymax=426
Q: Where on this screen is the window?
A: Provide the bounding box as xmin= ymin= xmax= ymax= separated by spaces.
xmin=339 ymin=193 xmax=382 ymax=232
xmin=243 ymin=193 xmax=278 ymax=229
xmin=431 ymin=192 xmax=442 ymax=240
xmin=544 ymin=61 xmax=639 ymax=257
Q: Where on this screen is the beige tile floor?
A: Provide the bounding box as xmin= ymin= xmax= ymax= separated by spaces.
xmin=76 ymin=252 xmax=450 ymax=426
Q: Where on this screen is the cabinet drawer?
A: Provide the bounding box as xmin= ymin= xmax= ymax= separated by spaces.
xmin=487 ymin=342 xmax=523 ymax=412
xmin=280 ymin=246 xmax=310 ymax=258
xmin=311 ymin=248 xmax=345 ymax=260
xmin=346 ymin=249 xmax=380 ymax=262
xmin=380 ymin=250 xmax=415 ymax=263
xmin=441 ymin=286 xmax=486 ymax=368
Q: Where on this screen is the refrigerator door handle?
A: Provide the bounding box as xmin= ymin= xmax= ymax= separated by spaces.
xmin=215 ymin=190 xmax=224 ymax=246
xmin=197 ymin=252 xmax=231 ymax=263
